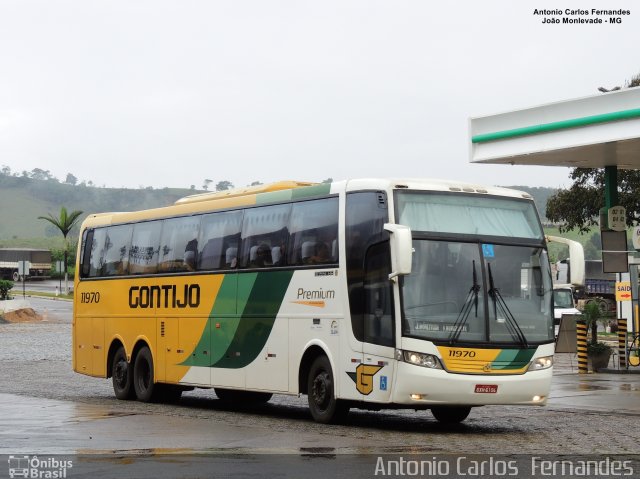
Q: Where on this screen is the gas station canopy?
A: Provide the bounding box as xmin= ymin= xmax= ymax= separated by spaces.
xmin=469 ymin=88 xmax=640 ymax=169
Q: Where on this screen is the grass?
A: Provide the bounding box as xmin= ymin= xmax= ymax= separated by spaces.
xmin=8 ymin=290 xmax=73 ymax=301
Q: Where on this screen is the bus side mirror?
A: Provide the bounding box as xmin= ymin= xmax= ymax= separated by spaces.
xmin=567 ymin=240 xmax=585 ymax=287
xmin=384 ymin=223 xmax=413 ymax=281
xmin=546 ymin=235 xmax=585 ymax=287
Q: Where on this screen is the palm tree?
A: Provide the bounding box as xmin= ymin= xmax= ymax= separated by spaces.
xmin=38 ymin=207 xmax=83 ymax=294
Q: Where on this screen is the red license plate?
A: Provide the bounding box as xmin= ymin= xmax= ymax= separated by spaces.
xmin=474 ymin=384 xmax=498 ymax=393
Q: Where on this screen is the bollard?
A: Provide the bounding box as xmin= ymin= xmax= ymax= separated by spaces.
xmin=576 ymin=319 xmax=588 ymax=374
xmin=618 ymin=318 xmax=627 ymax=369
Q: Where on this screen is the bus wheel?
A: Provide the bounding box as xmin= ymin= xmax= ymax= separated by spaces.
xmin=133 ymin=346 xmax=157 ymax=402
xmin=430 ymin=406 xmax=471 ymax=424
xmin=12 ymin=271 xmax=19 ymax=282
xmin=112 ymin=346 xmax=134 ymax=400
xmin=307 ymin=356 xmax=349 ymax=424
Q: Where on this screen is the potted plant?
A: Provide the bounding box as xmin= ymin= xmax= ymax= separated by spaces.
xmin=581 ymin=301 xmax=612 ymax=372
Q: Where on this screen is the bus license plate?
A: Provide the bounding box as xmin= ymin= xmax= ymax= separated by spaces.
xmin=474 ymin=384 xmax=498 ymax=393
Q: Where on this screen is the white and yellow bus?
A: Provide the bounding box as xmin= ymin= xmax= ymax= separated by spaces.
xmin=74 ymin=178 xmax=568 ymax=424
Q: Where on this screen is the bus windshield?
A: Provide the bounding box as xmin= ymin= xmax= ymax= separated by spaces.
xmin=396 ymin=191 xmax=553 ymax=345
xmin=401 ymin=241 xmax=554 ymax=344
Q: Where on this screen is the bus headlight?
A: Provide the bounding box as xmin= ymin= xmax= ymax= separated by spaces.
xmin=528 ymin=355 xmax=553 ymax=371
xmin=402 ymin=351 xmax=442 ymax=369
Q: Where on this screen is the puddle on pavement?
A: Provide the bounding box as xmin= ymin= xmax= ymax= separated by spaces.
xmin=578 ymin=384 xmax=611 ymax=391
xmin=576 ymin=382 xmax=640 ymax=392
xmin=619 ymin=383 xmax=640 ymax=391
xmin=300 ymin=447 xmax=336 ymax=457
xmin=70 ymin=403 xmax=137 ymax=422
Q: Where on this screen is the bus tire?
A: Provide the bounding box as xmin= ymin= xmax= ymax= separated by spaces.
xmin=133 ymin=346 xmax=158 ymax=402
xmin=307 ymin=355 xmax=349 ymax=424
xmin=12 ymin=271 xmax=19 ymax=282
xmin=112 ymin=346 xmax=135 ymax=400
xmin=430 ymin=406 xmax=471 ymax=424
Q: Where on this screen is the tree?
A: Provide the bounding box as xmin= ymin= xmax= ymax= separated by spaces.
xmin=546 ymin=167 xmax=640 ymax=233
xmin=581 ymin=301 xmax=604 ymax=345
xmin=65 ymin=173 xmax=78 ymax=185
xmin=249 ymin=181 xmax=263 ymax=186
xmin=546 ymin=72 xmax=640 ymax=232
xmin=38 ymin=207 xmax=83 ymax=294
xmin=215 ymin=180 xmax=233 ymax=191
xmin=321 ymin=178 xmax=333 ymax=184
xmin=584 ymin=233 xmax=601 ymax=260
xmin=29 ymin=168 xmax=56 ymax=181
xmin=203 ymin=179 xmax=212 ymax=191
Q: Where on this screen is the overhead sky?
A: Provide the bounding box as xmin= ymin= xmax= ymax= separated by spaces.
xmin=1 ymin=1 xmax=638 ymax=190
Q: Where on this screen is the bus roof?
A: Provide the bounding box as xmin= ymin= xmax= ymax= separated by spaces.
xmin=343 ymin=178 xmax=533 ymax=200
xmin=174 ymin=181 xmax=317 ymax=205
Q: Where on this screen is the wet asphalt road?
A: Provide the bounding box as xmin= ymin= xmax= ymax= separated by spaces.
xmin=1 ymin=296 xmax=639 ymax=478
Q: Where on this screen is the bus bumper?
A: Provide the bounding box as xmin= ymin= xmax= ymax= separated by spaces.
xmin=391 ymin=362 xmax=553 ymax=406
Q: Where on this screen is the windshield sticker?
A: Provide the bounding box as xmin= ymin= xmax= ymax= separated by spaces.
xmin=482 ymin=244 xmax=495 ymax=258
xmin=414 ymin=322 xmax=468 ymax=332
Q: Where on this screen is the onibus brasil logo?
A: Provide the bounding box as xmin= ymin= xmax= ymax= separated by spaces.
xmin=8 ymin=455 xmax=73 ymax=478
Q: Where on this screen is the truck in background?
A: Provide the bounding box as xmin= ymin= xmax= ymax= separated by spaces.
xmin=0 ymin=248 xmax=52 ymax=281
xmin=580 ymin=260 xmax=617 ymax=313
xmin=553 ymin=257 xmax=617 ymax=313
xmin=548 ymin=234 xmax=622 ymax=334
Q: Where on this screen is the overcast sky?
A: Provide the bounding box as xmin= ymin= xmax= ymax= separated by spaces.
xmin=1 ymin=1 xmax=638 ymax=190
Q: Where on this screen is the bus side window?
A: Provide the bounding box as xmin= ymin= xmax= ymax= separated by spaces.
xmin=345 ymin=191 xmax=389 ymax=342
xmin=158 ymin=216 xmax=200 ymax=273
xmin=363 ymin=241 xmax=395 ymax=347
xmin=80 ymin=229 xmax=94 ymax=278
xmin=129 ymin=221 xmax=161 ymax=275
xmin=101 ymin=224 xmax=133 ymax=276
xmin=88 ymin=228 xmax=108 ymax=278
xmin=198 ymin=210 xmax=243 ymax=271
xmin=240 ymin=204 xmax=291 ymax=269
xmin=288 ymin=197 xmax=339 ymax=266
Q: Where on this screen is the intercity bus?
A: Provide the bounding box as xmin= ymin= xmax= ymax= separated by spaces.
xmin=73 ymin=179 xmax=573 ymax=423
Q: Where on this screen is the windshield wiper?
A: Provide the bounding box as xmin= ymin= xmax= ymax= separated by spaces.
xmin=449 ymin=260 xmax=480 ymax=345
xmin=487 ymin=263 xmax=528 ymax=347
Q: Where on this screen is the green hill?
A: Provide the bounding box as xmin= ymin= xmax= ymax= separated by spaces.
xmin=0 ymin=174 xmax=196 ymax=243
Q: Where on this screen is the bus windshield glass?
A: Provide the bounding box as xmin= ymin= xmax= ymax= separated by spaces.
xmin=396 ymin=191 xmax=552 ymax=345
xmin=396 ymin=191 xmax=542 ymax=239
xmin=401 ymin=241 xmax=553 ymax=344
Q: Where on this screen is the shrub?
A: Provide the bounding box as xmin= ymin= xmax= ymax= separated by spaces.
xmin=0 ymin=280 xmax=14 ymax=300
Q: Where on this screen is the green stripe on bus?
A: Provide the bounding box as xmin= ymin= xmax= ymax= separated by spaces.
xmin=182 ymin=271 xmax=293 ymax=368
xmin=236 ymin=273 xmax=258 ymax=317
xmin=212 ymin=270 xmax=293 ymax=368
xmin=255 ymin=183 xmax=331 ymax=204
xmin=491 ymin=349 xmax=535 ymax=370
xmin=256 ymin=189 xmax=293 ymax=204
xmin=471 ymin=108 xmax=640 ymax=143
xmin=181 ymin=274 xmax=242 ymax=367
xmin=291 ymin=183 xmax=331 ymax=200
